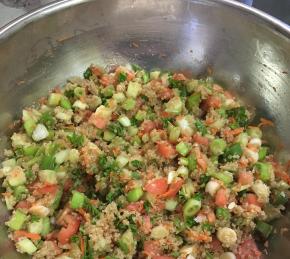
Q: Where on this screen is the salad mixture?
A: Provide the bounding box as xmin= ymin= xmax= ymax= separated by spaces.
xmin=1 ymin=64 xmax=289 ymax=259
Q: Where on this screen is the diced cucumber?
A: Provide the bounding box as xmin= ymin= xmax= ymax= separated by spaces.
xmin=118 ymin=116 xmax=131 ymax=127
xmin=23 ymin=145 xmax=38 ymax=156
xmin=126 ymin=82 xmax=142 ymax=98
xmin=150 ymin=71 xmax=161 ymax=80
xmin=60 ymin=96 xmax=72 ymax=110
xmin=48 ymin=93 xmax=62 ymax=106
xmin=165 ymin=199 xmax=178 ymax=211
xmin=135 ymin=110 xmax=146 ymax=121
xmin=70 ymin=191 xmax=85 ymax=209
xmin=165 ymin=96 xmax=183 ymax=115
xmin=16 ymin=238 xmax=37 ymax=255
xmin=28 ymin=218 xmax=43 ymax=234
xmin=103 ymin=131 xmax=115 ymax=141
xmin=122 ymin=98 xmax=136 ymax=111
xmin=54 ymin=150 xmax=69 ymax=164
xmin=113 ymin=92 xmax=126 ymax=103
xmin=14 ymin=185 xmax=28 ymax=201
xmin=116 ymin=155 xmax=129 ymax=168
xmin=38 ymin=170 xmax=57 ymax=184
xmin=118 ymin=229 xmax=135 ymax=254
xmin=23 ymin=119 xmax=36 ymax=136
xmin=41 ymin=217 xmax=51 ymax=236
xmin=6 ymin=210 xmax=27 ymax=230
xmin=50 ymin=188 xmax=63 ymax=212
xmin=7 ymin=167 xmax=26 ymax=187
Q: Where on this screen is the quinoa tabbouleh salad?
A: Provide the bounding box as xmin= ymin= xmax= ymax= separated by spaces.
xmin=1 ymin=64 xmax=289 ymax=259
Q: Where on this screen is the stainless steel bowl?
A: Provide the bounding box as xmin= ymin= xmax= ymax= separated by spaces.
xmin=0 ymin=0 xmax=290 ymax=258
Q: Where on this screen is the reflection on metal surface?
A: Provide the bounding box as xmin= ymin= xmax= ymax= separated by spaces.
xmin=0 ymin=0 xmax=290 ymax=258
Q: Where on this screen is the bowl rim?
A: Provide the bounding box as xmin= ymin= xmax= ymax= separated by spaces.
xmin=0 ymin=0 xmax=289 ymax=39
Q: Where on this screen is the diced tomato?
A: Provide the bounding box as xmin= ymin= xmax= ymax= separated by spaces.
xmin=244 ymin=193 xmax=261 ymax=207
xmin=172 ymin=73 xmax=187 ymax=81
xmin=140 ymin=120 xmax=156 ymax=134
xmin=33 ymin=184 xmax=58 ymax=196
xmin=158 ymin=87 xmax=174 ymax=100
xmin=16 ymin=200 xmax=31 ymax=210
xmin=88 ymin=113 xmax=108 ymax=129
xmin=115 ymin=67 xmax=135 ymax=81
xmin=238 ymin=172 xmax=254 ymax=186
xmin=197 ymin=157 xmax=207 ymax=172
xmin=91 ymin=66 xmax=103 ymax=77
xmin=159 ymin=179 xmax=184 ymax=198
xmin=207 ymin=211 xmax=216 ymax=223
xmin=14 ymin=230 xmax=41 ymax=241
xmin=141 ymin=215 xmax=152 ymax=234
xmin=126 ymin=201 xmax=144 ymax=213
xmin=160 ymin=111 xmax=171 ymax=118
xmin=57 ymin=214 xmax=81 ymax=244
xmin=100 ymin=74 xmax=115 ymax=86
xmin=143 ymin=240 xmax=162 ymax=257
xmin=145 ymin=178 xmax=168 ymax=196
xmin=193 ymin=133 xmax=209 ymax=146
xmin=201 ymin=96 xmax=221 ymax=111
xmin=236 ymin=238 xmax=262 ymax=259
xmin=156 ymin=141 xmax=177 ymax=159
xmin=215 ymin=188 xmax=228 ymax=207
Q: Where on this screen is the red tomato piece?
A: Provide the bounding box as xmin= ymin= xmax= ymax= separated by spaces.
xmin=215 ymin=188 xmax=228 ymax=207
xmin=159 ymin=179 xmax=184 ymax=198
xmin=244 ymin=193 xmax=261 ymax=207
xmin=126 ymin=201 xmax=144 ymax=213
xmin=57 ymin=214 xmax=81 ymax=244
xmin=140 ymin=120 xmax=156 ymax=134
xmin=144 ymin=178 xmax=168 ymax=196
xmin=33 ymin=184 xmax=58 ymax=196
xmin=143 ymin=240 xmax=162 ymax=257
xmin=156 ymin=141 xmax=177 ymax=159
xmin=238 ymin=172 xmax=254 ymax=186
xmin=158 ymin=87 xmax=174 ymax=100
xmin=193 ymin=133 xmax=209 ymax=146
xmin=88 ymin=113 xmax=108 ymax=129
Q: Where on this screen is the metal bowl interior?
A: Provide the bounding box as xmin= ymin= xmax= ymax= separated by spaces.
xmin=0 ymin=0 xmax=290 ymax=257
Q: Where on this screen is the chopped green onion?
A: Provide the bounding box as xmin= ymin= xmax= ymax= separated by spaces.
xmin=127 ymin=187 xmax=143 ymax=202
xmin=210 ymin=138 xmax=227 ymax=155
xmin=183 ymin=198 xmax=201 ymax=218
xmin=71 ymin=191 xmax=85 ymax=209
xmin=255 ymin=162 xmax=272 ymax=182
xmin=258 ymin=146 xmax=268 ymax=161
xmin=165 ymin=199 xmax=178 ymax=211
xmin=176 ymin=142 xmax=190 ymax=156
xmin=256 ymin=221 xmax=273 ymax=238
xmin=122 ymin=98 xmax=136 ymax=111
xmin=216 ymin=207 xmax=231 ymax=220
xmin=60 ymin=96 xmax=72 ymax=110
xmin=6 ymin=210 xmax=27 ymax=230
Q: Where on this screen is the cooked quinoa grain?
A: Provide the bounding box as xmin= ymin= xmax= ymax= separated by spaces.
xmin=1 ymin=64 xmax=289 ymax=258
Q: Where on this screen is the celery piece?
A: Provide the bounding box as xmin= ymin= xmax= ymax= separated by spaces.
xmin=211 ymin=171 xmax=233 ymax=185
xmin=74 ymin=87 xmax=84 ymax=98
xmin=38 ymin=170 xmax=57 ymax=184
xmin=127 ymin=82 xmax=142 ymax=98
xmin=101 ymin=85 xmax=115 ymax=98
xmin=183 ymin=198 xmax=201 ymax=217
xmin=258 ymin=147 xmax=268 ymax=161
xmin=165 ymin=199 xmax=178 ymax=211
xmin=176 ymin=142 xmax=190 ymax=156
xmin=165 ymin=97 xmax=183 ymax=115
xmin=255 ymin=162 xmax=272 ymax=182
xmin=118 ymin=229 xmax=134 ymax=254
xmin=210 ymin=138 xmax=227 ymax=155
xmin=169 ymin=126 xmax=181 ymax=142
xmin=127 ymin=187 xmax=143 ymax=202
xmin=7 ymin=167 xmax=26 ymax=187
xmin=186 ymin=92 xmax=201 ymax=110
xmin=48 ymin=93 xmax=62 ymax=106
xmin=24 ymin=119 xmax=36 ymax=136
xmin=23 ymin=145 xmax=38 ymax=156
xmin=50 ymin=188 xmax=63 ymax=212
xmin=71 ymin=191 xmax=85 ymax=209
xmin=187 ymin=154 xmax=197 ymax=171
xmin=60 ymin=96 xmax=72 ymax=110
xmin=28 ymin=218 xmax=43 ymax=234
xmin=135 ymin=110 xmax=146 ymax=121
xmin=103 ymin=130 xmax=115 ymax=141
xmin=7 ymin=210 xmax=27 ymax=230
xmin=41 ymin=217 xmax=51 ymax=236
xmin=122 ymin=98 xmax=136 ymax=111
xmin=247 ymin=127 xmax=262 ymax=138
xmin=14 ymin=185 xmax=28 ymax=201
xmin=16 ymin=238 xmax=37 ymax=255
xmin=150 ymin=71 xmax=161 ymax=80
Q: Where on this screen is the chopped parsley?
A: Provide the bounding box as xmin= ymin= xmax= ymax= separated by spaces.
xmin=226 ymin=106 xmax=249 ymax=129
xmin=108 ymin=122 xmax=125 ymax=137
xmin=38 ymin=111 xmax=55 ymax=129
xmin=195 ymin=119 xmax=208 ymax=135
xmin=67 ymin=132 xmax=84 ymax=148
xmin=118 ymin=72 xmax=127 ymax=82
xmin=83 ymin=67 xmax=92 ymax=79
